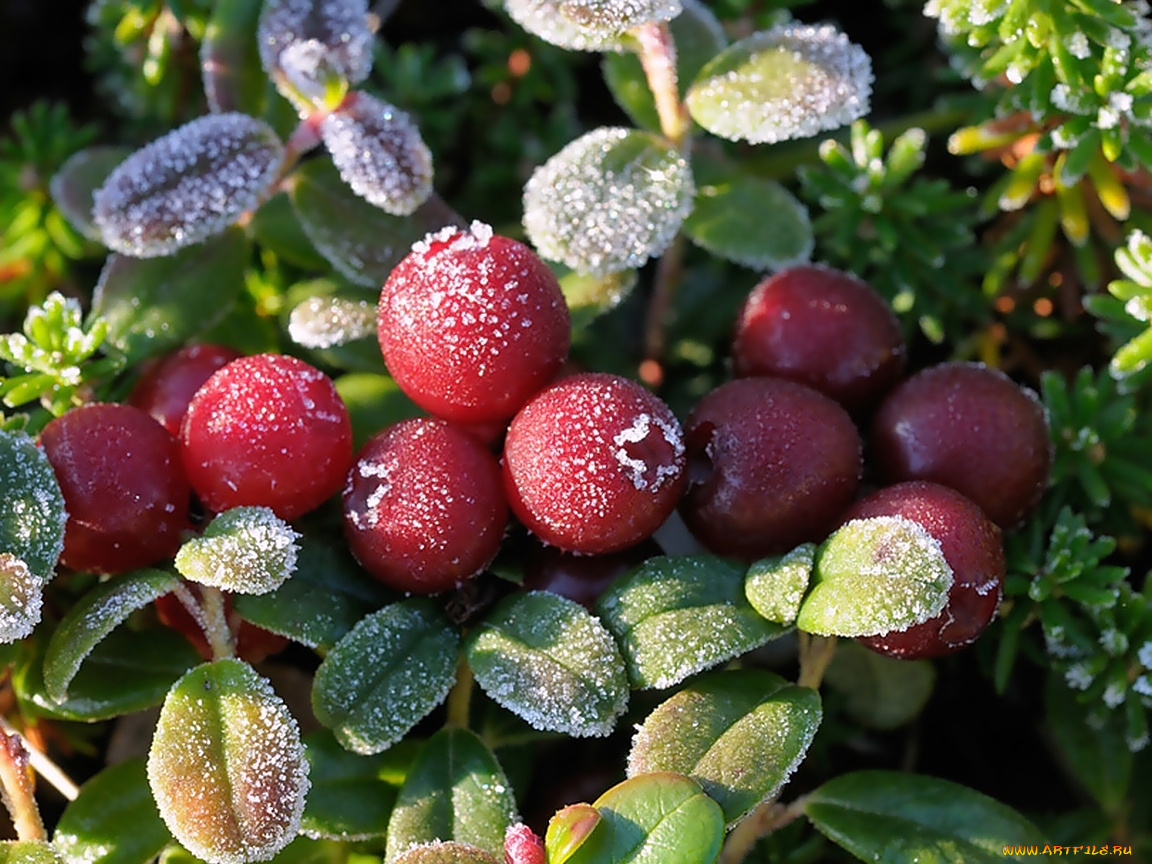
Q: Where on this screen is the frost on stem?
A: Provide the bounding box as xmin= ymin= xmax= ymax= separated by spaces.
xmin=93 ymin=113 xmax=284 ymax=258
xmin=258 ymin=0 xmax=374 ymax=86
xmin=504 ymin=0 xmax=682 ymax=52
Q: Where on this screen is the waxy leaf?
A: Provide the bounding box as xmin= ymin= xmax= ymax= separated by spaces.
xmin=175 ymin=506 xmax=300 ymax=596
xmin=559 ymin=267 xmax=638 ymax=331
xmin=148 ymin=659 xmax=310 ymax=864
xmin=42 ymin=568 xmax=180 ymax=703
xmin=523 ymin=127 xmax=694 ymax=277
xmin=0 ymin=428 xmax=66 ymax=583
xmin=311 ymin=599 xmax=459 ymax=754
xmin=544 ymin=804 xmax=601 ymax=864
xmin=0 ymin=842 xmax=61 ymax=863
xmin=391 ymin=842 xmax=499 ymax=864
xmin=686 ymin=24 xmax=872 ymax=145
xmin=627 ymin=669 xmax=821 ymax=826
xmin=0 ymin=555 xmax=43 ymax=643
xmin=385 ymin=727 xmax=518 ymax=860
xmin=251 ymin=194 xmax=329 ymax=271
xmin=288 ymin=295 xmax=376 ymax=350
xmin=744 ymin=543 xmax=816 ymax=625
xmin=93 ymin=113 xmax=283 ymax=257
xmin=201 ymin=0 xmax=266 ymax=115
xmin=505 ymin=0 xmax=682 ymax=53
xmin=595 ymin=556 xmax=788 ymax=690
xmin=258 ymin=0 xmax=374 ymax=88
xmin=465 ymin=591 xmax=629 ymax=737
xmin=823 ymin=639 xmax=935 ymax=730
xmin=804 ymin=771 xmax=1048 ymax=863
xmin=50 ymin=146 xmax=133 ymax=240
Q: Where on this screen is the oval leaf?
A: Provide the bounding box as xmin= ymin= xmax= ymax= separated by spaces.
xmin=201 ymin=0 xmax=267 ymax=115
xmin=595 ymin=555 xmax=788 ymax=690
xmin=148 ymin=658 xmax=310 ymax=864
xmin=174 ymin=506 xmax=300 ymax=596
xmin=627 ymin=669 xmax=821 ymax=826
xmin=823 ymin=639 xmax=935 ymax=731
xmin=505 ymin=0 xmax=681 ymax=52
xmin=804 ymin=771 xmax=1049 ymax=863
xmin=385 ymin=727 xmax=518 ymax=860
xmin=560 ymin=266 xmax=638 ymax=331
xmin=49 ymin=146 xmax=133 ymax=240
xmin=544 ymin=804 xmax=602 ymax=864
xmin=93 ymin=113 xmax=283 ymax=257
xmin=311 ymin=599 xmax=459 ymax=754
xmin=258 ymin=0 xmax=374 ymax=87
xmin=744 ymin=543 xmax=816 ymax=626
xmin=391 ymin=842 xmax=499 ymax=864
xmin=465 ymin=591 xmax=629 ymax=737
xmin=42 ymin=568 xmax=180 ymax=703
xmin=251 ymin=193 xmax=330 ymax=270
xmin=0 ymin=842 xmax=61 ymax=863
xmin=0 ymin=555 xmax=43 ymax=643
xmin=288 ymin=294 xmax=376 ymax=350
xmin=0 ymin=427 xmax=66 ymax=583
xmin=686 ymin=23 xmax=872 ymax=145
xmin=523 ymin=127 xmax=695 ymax=277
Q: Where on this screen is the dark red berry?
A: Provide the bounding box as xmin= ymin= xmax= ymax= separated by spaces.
xmin=846 ymin=481 xmax=1005 ymax=660
xmin=521 ymin=537 xmax=661 ymax=610
xmin=154 ymin=587 xmax=289 ymax=663
xmin=870 ymin=362 xmax=1051 ymax=529
xmin=679 ymin=377 xmax=862 ymax=560
xmin=180 ymin=353 xmax=353 ymax=521
xmin=343 ymin=418 xmax=507 ymax=594
xmin=502 ymin=373 xmax=686 ymax=555
xmin=732 ymin=264 xmax=906 ymax=413
xmin=377 ymin=222 xmax=571 ymax=424
xmin=129 ymin=344 xmax=243 ymax=436
xmin=40 ymin=403 xmax=191 ymax=574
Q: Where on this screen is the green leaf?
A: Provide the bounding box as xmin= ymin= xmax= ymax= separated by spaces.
xmin=465 ymin=591 xmax=629 ymax=737
xmin=42 ymin=568 xmax=180 ymax=703
xmin=201 ymin=0 xmax=266 ymax=115
xmin=795 ymin=517 xmax=953 ymax=637
xmin=390 ymin=842 xmax=499 ymax=864
xmin=311 ymin=599 xmax=459 ymax=754
xmin=0 ymin=555 xmax=44 ymax=643
xmin=822 ymin=639 xmax=935 ymax=730
xmin=385 ymin=727 xmax=518 ymax=860
xmin=148 ymin=659 xmax=309 ymax=864
xmin=804 ymin=771 xmax=1049 ymax=863
xmin=251 ymin=193 xmax=330 ymax=271
xmin=544 ymin=804 xmax=602 ymax=864
xmin=49 ymin=146 xmax=133 ymax=240
xmin=91 ymin=227 xmax=249 ymax=365
xmin=0 ymin=842 xmax=61 ymax=863
xmin=627 ymin=669 xmax=820 ymax=826
xmin=333 ymin=372 xmax=424 ymax=451
xmin=175 ymin=506 xmax=300 ymax=596
xmin=158 ymin=836 xmax=348 ymax=864
xmin=54 ymin=758 xmax=172 ymax=864
xmin=560 ymin=267 xmax=639 ymax=331
xmin=595 ymin=556 xmax=788 ymax=690
xmin=559 ymin=773 xmax=724 ymax=864
xmin=0 ymin=427 xmax=66 ymax=583
xmin=744 ymin=543 xmax=816 ymax=625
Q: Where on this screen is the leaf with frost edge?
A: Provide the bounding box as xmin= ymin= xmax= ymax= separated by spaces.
xmin=0 ymin=428 xmax=67 ymax=584
xmin=505 ymin=0 xmax=682 ymax=53
xmin=175 ymin=506 xmax=300 ymax=596
xmin=0 ymin=555 xmax=43 ymax=644
xmin=744 ymin=543 xmax=816 ymax=625
xmin=258 ymin=0 xmax=374 ymax=87
xmin=288 ymin=294 xmax=376 ymax=349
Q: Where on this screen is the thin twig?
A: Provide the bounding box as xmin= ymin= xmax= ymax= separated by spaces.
xmin=0 ymin=717 xmax=78 ymax=803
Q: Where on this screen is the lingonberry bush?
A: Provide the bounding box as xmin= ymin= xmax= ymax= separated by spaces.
xmin=2 ymin=0 xmax=1152 ymax=861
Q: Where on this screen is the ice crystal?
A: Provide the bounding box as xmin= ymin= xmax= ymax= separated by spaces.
xmin=288 ymin=295 xmax=375 ymax=349
xmin=258 ymin=0 xmax=373 ymax=85
xmin=504 ymin=0 xmax=681 ymax=53
xmin=0 ymin=555 xmax=43 ymax=643
xmin=175 ymin=506 xmax=301 ymax=596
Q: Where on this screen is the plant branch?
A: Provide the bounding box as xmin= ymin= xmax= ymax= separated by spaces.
xmin=0 ymin=717 xmax=78 ymax=804
xmin=718 ymin=796 xmax=808 ymax=864
xmin=641 ymin=232 xmax=687 ymax=386
xmin=445 ymin=654 xmax=474 ymax=729
xmin=633 ymin=21 xmax=690 ymax=146
xmin=797 ymin=633 xmax=837 ymax=689
xmin=0 ymin=729 xmax=46 ymax=842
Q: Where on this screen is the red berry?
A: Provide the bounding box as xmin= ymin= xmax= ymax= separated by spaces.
xmin=343 ymin=418 xmax=507 ymax=594
xmin=40 ymin=403 xmax=191 ymax=574
xmin=129 ymin=344 xmax=243 ymax=436
xmin=180 ymin=354 xmax=353 ymax=520
xmin=732 ymin=265 xmax=906 ymax=413
xmin=377 ymin=221 xmax=571 ymax=424
xmin=870 ymin=362 xmax=1051 ymax=529
xmin=679 ymin=377 xmax=862 ymax=560
xmin=521 ymin=537 xmax=661 ymax=610
xmin=154 ymin=588 xmax=289 ymax=663
xmin=846 ymin=481 xmax=1005 ymax=659
xmin=502 ymin=373 xmax=686 ymax=555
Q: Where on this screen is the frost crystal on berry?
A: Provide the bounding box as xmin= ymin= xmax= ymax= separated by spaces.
xmin=258 ymin=0 xmax=374 ymax=85
xmin=505 ymin=0 xmax=682 ymax=52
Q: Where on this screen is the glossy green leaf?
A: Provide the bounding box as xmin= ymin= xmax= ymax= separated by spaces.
xmin=627 ymin=669 xmax=821 ymax=826
xmin=311 ymin=599 xmax=459 ymax=754
xmin=559 ymin=773 xmax=724 ymax=864
xmin=0 ymin=555 xmax=44 ymax=643
xmin=744 ymin=543 xmax=816 ymax=625
xmin=595 ymin=555 xmax=788 ymax=690
xmin=43 ymin=568 xmax=180 ymax=703
xmin=333 ymin=372 xmax=425 ymax=451
xmin=251 ymin=193 xmax=330 ymax=271
xmin=385 ymin=727 xmax=518 ymax=860
xmin=465 ymin=591 xmax=629 ymax=737
xmin=49 ymin=146 xmax=133 ymax=240
xmin=804 ymin=771 xmax=1049 ymax=863
xmin=544 ymin=804 xmax=601 ymax=864
xmin=390 ymin=842 xmax=499 ymax=864
xmin=148 ymin=659 xmax=310 ymax=864
xmin=201 ymin=0 xmax=266 ymax=115
xmin=175 ymin=506 xmax=300 ymax=596
xmin=91 ymin=227 xmax=249 ymax=365
xmin=0 ymin=842 xmax=61 ymax=863
xmin=0 ymin=427 xmax=66 ymax=583
xmin=54 ymin=757 xmax=172 ymax=864
xmin=823 ymin=639 xmax=935 ymax=730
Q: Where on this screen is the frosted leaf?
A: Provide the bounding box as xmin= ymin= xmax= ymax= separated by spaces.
xmin=465 ymin=592 xmax=629 ymax=737
xmin=523 ymin=126 xmax=694 ymax=276
xmin=0 ymin=555 xmax=43 ymax=643
xmin=744 ymin=543 xmax=816 ymax=625
xmin=390 ymin=842 xmax=500 ymax=864
xmin=795 ymin=516 xmax=953 ymax=638
xmin=686 ymin=24 xmax=872 ymax=145
xmin=93 ymin=113 xmax=284 ymax=258
xmin=0 ymin=841 xmax=63 ymax=863
xmin=175 ymin=507 xmax=300 ymax=596
xmin=288 ymin=295 xmax=375 ymax=349
xmin=505 ymin=0 xmax=681 ymax=52
xmin=258 ymin=0 xmax=373 ymax=86
xmin=148 ymin=659 xmax=310 ymax=864
xmin=0 ymin=429 xmax=66 ymax=584
xmin=50 ymin=146 xmax=133 ymax=240
xmin=320 ymin=92 xmax=434 ymax=216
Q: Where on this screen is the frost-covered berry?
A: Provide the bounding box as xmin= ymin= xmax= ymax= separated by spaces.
xmin=502 ymin=373 xmax=687 ymax=554
xmin=343 ymin=419 xmax=507 ymax=594
xmin=377 ymin=221 xmax=571 ymax=424
xmin=40 ymin=403 xmax=191 ymax=574
xmin=180 ymin=354 xmax=353 ymax=521
xmin=129 ymin=344 xmax=243 ymax=436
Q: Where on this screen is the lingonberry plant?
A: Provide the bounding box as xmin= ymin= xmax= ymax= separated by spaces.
xmin=2 ymin=0 xmax=1152 ymax=862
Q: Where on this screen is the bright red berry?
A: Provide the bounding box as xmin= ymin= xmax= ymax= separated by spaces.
xmin=343 ymin=418 xmax=507 ymax=594
xmin=128 ymin=344 xmax=243 ymax=436
xmin=180 ymin=353 xmax=353 ymax=520
xmin=502 ymin=373 xmax=686 ymax=555
xmin=377 ymin=221 xmax=571 ymax=424
xmin=40 ymin=403 xmax=191 ymax=574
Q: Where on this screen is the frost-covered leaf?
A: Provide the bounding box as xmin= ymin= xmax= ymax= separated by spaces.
xmin=42 ymin=568 xmax=179 ymax=703
xmin=595 ymin=555 xmax=788 ymax=690
xmin=288 ymin=294 xmax=375 ymax=349
xmin=311 ymin=599 xmax=458 ymax=754
xmin=465 ymin=591 xmax=629 ymax=737
xmin=0 ymin=428 xmax=66 ymax=583
xmin=148 ymin=659 xmax=310 ymax=864
xmin=175 ymin=506 xmax=300 ymax=596
xmin=258 ymin=0 xmax=373 ymax=88
xmin=385 ymin=727 xmax=518 ymax=860
xmin=0 ymin=842 xmax=62 ymax=863
xmin=50 ymin=146 xmax=133 ymax=240
xmin=628 ymin=669 xmax=821 ymax=826
xmin=202 ymin=0 xmax=266 ymax=115
xmin=93 ymin=113 xmax=284 ymax=258
xmin=321 ymin=91 xmax=434 ymax=216
xmin=523 ymin=127 xmax=694 ymax=276
xmin=0 ymin=555 xmax=43 ymax=643
xmin=795 ymin=517 xmax=953 ymax=638
xmin=686 ymin=24 xmax=872 ymax=145
xmin=744 ymin=543 xmax=815 ymax=625
xmin=823 ymin=640 xmax=935 ymax=730
xmin=391 ymin=842 xmax=500 ymax=864
xmin=505 ymin=0 xmax=681 ymax=53
xmin=559 ymin=267 xmax=638 ymax=330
